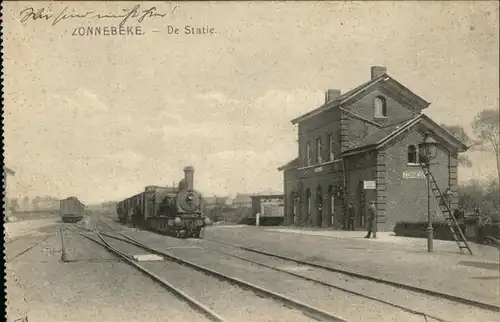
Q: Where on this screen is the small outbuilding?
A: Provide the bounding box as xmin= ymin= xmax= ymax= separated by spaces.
xmin=250 ymin=192 xmax=284 ymax=226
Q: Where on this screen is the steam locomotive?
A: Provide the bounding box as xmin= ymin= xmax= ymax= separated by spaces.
xmin=116 ymin=166 xmax=212 ymax=238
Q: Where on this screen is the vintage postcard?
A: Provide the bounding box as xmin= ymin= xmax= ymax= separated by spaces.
xmin=3 ymin=1 xmax=499 ymax=322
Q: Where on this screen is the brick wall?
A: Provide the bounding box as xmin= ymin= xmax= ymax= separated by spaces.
xmin=298 ymin=108 xmax=341 ymax=167
xmin=344 ymin=151 xmax=378 ymax=228
xmin=283 ymin=168 xmax=297 ymax=225
xmin=344 ymin=85 xmax=420 ymax=126
xmin=343 ymin=115 xmax=380 ymax=150
xmin=383 ymin=128 xmax=453 ymax=231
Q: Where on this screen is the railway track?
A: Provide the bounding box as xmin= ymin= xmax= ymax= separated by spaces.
xmin=203 ymin=238 xmax=500 ymax=314
xmin=5 ymin=234 xmax=54 ymax=263
xmin=83 ymin=218 xmax=500 ymax=321
xmin=67 ymin=224 xmax=226 ymax=322
xmin=70 ymin=220 xmax=345 ymax=322
xmin=77 ymin=219 xmax=347 ymax=321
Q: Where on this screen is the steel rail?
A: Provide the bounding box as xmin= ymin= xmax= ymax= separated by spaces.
xmin=73 ymin=229 xmax=227 ymax=322
xmin=204 ymin=238 xmax=500 ymax=313
xmin=99 ymin=230 xmax=347 ymax=322
xmin=199 ymin=243 xmax=450 ymax=322
xmin=5 ymin=234 xmax=53 ymax=263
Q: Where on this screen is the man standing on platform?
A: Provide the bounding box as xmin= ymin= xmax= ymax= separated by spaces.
xmin=365 ymin=201 xmax=377 ymax=238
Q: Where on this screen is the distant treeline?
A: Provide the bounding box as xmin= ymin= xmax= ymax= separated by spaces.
xmin=8 ymin=196 xmax=60 ymax=212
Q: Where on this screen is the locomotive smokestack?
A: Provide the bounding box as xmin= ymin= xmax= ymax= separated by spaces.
xmin=183 ymin=166 xmax=194 ymax=190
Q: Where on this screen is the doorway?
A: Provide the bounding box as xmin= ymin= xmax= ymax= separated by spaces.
xmin=358 ymin=181 xmax=376 ymax=229
xmin=328 ymin=185 xmax=334 ymax=227
xmin=316 ymin=186 xmax=323 ymax=227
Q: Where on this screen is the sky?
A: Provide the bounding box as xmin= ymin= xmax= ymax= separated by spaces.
xmin=3 ymin=1 xmax=499 ymax=204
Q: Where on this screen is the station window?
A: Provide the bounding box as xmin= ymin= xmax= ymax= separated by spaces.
xmin=374 ymin=96 xmax=387 ymax=118
xmin=306 ymin=142 xmax=311 ymax=166
xmin=407 ymin=145 xmax=418 ymax=164
xmin=328 ymin=134 xmax=334 ymax=161
xmin=316 ymin=138 xmax=323 ymax=164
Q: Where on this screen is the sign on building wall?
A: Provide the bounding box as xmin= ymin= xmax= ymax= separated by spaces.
xmin=402 ymin=170 xmax=425 ymax=179
xmin=363 ymin=181 xmax=376 ymax=189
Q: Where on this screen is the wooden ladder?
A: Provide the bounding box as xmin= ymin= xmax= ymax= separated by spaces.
xmin=421 ymin=165 xmax=473 ymax=255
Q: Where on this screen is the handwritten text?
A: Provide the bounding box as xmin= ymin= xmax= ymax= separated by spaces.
xmin=19 ymin=4 xmax=178 ymax=27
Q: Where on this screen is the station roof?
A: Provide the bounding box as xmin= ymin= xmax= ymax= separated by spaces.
xmin=277 ymin=158 xmax=299 ymax=171
xmin=290 ymin=73 xmax=430 ymax=125
xmin=251 ymin=190 xmax=284 ymax=198
xmin=341 ymin=113 xmax=470 ymax=157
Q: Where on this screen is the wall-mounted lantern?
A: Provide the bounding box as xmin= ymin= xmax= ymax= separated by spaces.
xmin=418 ymin=133 xmax=439 ymax=165
xmin=335 ymin=185 xmax=344 ymax=199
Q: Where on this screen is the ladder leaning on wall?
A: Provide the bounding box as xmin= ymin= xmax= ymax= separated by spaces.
xmin=420 ymin=165 xmax=473 ymax=255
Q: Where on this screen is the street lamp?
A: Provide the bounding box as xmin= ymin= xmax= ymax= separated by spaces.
xmin=419 ymin=133 xmax=439 ymax=253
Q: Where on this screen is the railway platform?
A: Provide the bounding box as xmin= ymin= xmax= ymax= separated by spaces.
xmin=204 ymin=225 xmax=500 ymax=310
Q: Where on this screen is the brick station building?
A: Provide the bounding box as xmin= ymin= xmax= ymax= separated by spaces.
xmin=278 ymin=66 xmax=468 ymax=232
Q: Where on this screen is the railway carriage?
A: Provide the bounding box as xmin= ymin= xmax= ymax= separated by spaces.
xmin=116 ymin=166 xmax=212 ymax=238
xmin=60 ymin=197 xmax=85 ymax=223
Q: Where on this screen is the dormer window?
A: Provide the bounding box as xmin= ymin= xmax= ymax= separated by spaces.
xmin=407 ymin=145 xmax=418 ymax=164
xmin=374 ymin=96 xmax=387 ymax=118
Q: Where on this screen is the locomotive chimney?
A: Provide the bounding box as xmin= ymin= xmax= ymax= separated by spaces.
xmin=183 ymin=166 xmax=194 ymax=190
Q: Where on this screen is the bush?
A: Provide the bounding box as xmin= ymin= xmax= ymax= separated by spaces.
xmin=393 ymin=220 xmax=465 ymax=241
xmin=394 ymin=220 xmax=500 ymax=244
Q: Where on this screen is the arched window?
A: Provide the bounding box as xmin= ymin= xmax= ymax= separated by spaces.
xmin=407 ymin=145 xmax=418 ymax=164
xmin=316 ymin=185 xmax=323 ymax=227
xmin=374 ymin=96 xmax=387 ymax=118
xmin=316 ymin=186 xmax=323 ymax=210
xmin=328 ymin=134 xmax=335 ymax=161
xmin=306 ymin=142 xmax=311 ymax=166
xmin=316 ymin=138 xmax=323 ymax=164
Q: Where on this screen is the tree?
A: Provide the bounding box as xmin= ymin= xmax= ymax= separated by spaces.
xmin=440 ymin=123 xmax=473 ymax=167
xmin=472 ymin=109 xmax=500 ymax=185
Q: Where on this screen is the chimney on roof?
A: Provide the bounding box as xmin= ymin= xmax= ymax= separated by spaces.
xmin=370 ymin=66 xmax=387 ymax=80
xmin=325 ymin=89 xmax=341 ymax=104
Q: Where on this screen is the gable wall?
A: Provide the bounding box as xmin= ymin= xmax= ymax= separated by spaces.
xmin=345 ymin=84 xmax=420 ymax=127
xmin=382 ymin=129 xmax=454 ymax=231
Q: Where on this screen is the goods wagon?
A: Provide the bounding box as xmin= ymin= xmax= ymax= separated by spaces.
xmin=116 ymin=166 xmax=212 ymax=238
xmin=60 ymin=197 xmax=85 ymax=223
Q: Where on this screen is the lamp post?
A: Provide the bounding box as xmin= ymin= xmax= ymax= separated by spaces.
xmin=419 ymin=133 xmax=439 ymax=253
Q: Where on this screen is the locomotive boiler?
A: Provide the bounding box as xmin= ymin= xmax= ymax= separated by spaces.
xmin=116 ymin=166 xmax=212 ymax=238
